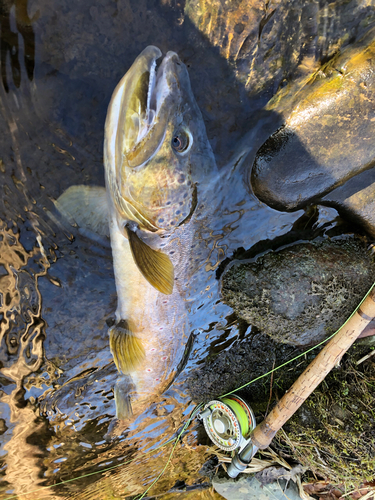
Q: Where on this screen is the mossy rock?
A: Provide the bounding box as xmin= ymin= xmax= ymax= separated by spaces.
xmin=221 ymin=236 xmax=375 ymax=346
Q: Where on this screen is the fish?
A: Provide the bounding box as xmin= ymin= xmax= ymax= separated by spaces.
xmin=55 ymin=46 xmax=217 ymax=418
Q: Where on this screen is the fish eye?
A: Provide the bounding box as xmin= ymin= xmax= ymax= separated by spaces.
xmin=171 ymin=129 xmax=192 ymax=155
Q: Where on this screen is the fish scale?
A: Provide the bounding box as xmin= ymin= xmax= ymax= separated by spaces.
xmin=56 ymin=45 xmax=218 ymax=420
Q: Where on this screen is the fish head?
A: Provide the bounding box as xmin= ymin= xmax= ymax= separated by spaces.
xmin=104 ymin=45 xmax=215 ymax=233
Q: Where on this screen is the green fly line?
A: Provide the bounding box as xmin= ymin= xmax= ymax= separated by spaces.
xmin=221 ymin=397 xmax=250 ymax=437
xmin=133 ymin=403 xmax=204 ymax=500
xmin=219 ymin=281 xmax=375 ymax=399
xmin=4 ymin=282 xmax=375 ymax=500
xmin=2 ymin=404 xmax=203 ymax=500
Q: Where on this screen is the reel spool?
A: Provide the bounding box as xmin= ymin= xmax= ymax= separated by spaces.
xmin=199 ymin=395 xmax=256 ymax=452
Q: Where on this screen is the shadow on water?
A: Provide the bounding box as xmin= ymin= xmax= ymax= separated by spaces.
xmin=0 ymin=0 xmax=35 ymax=92
xmin=0 ymin=0 xmax=375 ymax=498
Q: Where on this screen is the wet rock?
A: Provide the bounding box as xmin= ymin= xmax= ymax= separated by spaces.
xmin=186 ymin=329 xmax=300 ymax=406
xmin=251 ymin=28 xmax=375 ymax=217
xmin=186 ymin=0 xmax=375 ymax=103
xmin=221 ymin=236 xmax=375 ymax=346
xmin=213 ymin=472 xmax=303 ymax=500
xmin=320 ymin=166 xmax=375 ymax=238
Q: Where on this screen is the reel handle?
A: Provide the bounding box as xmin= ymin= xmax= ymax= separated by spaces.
xmin=251 ymin=286 xmax=375 ymax=450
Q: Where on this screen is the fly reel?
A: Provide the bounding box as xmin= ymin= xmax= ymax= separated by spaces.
xmin=198 ymin=395 xmax=256 ymax=452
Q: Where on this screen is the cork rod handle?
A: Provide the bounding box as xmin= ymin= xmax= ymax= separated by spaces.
xmin=251 ymin=287 xmax=375 ymax=450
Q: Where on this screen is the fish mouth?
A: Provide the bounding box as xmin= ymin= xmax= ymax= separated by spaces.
xmin=105 ymin=46 xmax=186 ymax=232
xmin=116 ymin=46 xmax=180 ymax=170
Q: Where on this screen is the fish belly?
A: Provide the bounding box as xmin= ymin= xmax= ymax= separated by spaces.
xmin=108 ymin=212 xmax=188 ymax=413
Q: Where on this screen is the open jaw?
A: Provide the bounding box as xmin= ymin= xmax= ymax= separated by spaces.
xmin=114 ymin=46 xmax=179 ymax=170
xmin=139 ymin=49 xmax=176 ymax=144
xmin=104 ymin=46 xmax=187 ymax=232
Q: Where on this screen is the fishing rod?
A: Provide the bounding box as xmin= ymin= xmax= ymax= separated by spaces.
xmin=198 ymin=284 xmax=375 ymax=478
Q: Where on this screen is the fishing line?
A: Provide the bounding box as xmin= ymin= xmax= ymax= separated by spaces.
xmin=134 ymin=404 xmax=204 ymax=500
xmin=2 ymin=459 xmax=136 ymax=500
xmin=3 ymin=283 xmax=374 ymax=499
xmin=132 ymin=281 xmax=375 ymax=498
xmin=2 ymin=405 xmax=202 ymax=500
xmin=219 ymin=281 xmax=375 ymax=399
xmin=221 ymin=398 xmax=249 ymax=437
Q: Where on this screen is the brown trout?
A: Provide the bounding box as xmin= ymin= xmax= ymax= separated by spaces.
xmin=56 ymin=46 xmax=217 ymax=418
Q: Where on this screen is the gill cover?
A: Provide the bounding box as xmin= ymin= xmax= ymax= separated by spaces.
xmin=104 ymin=46 xmax=178 ymax=294
xmin=104 ymin=45 xmax=173 ymax=229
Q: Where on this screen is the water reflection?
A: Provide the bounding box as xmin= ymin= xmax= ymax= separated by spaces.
xmin=0 ymin=0 xmax=373 ymax=498
xmin=0 ymin=0 xmax=35 ymax=92
xmin=0 ymin=222 xmax=52 ymax=497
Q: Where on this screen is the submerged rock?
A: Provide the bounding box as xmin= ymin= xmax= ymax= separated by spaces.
xmin=221 ymin=237 xmax=375 ymax=346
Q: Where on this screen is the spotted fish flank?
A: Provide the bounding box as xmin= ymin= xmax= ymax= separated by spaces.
xmin=55 ymin=46 xmax=217 ymax=418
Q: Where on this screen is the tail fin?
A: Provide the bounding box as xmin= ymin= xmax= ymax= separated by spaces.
xmin=109 ymin=320 xmax=145 ymax=374
xmin=114 ymin=375 xmax=134 ymax=419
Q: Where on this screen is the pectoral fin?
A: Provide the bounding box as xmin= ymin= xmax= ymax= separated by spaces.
xmin=55 ymin=185 xmax=109 ymax=238
xmin=125 ymin=226 xmax=174 ymax=295
xmin=109 ymin=319 xmax=145 ymax=374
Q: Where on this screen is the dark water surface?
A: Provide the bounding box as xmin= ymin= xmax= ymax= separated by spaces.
xmin=0 ymin=1 xmax=374 ymax=498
